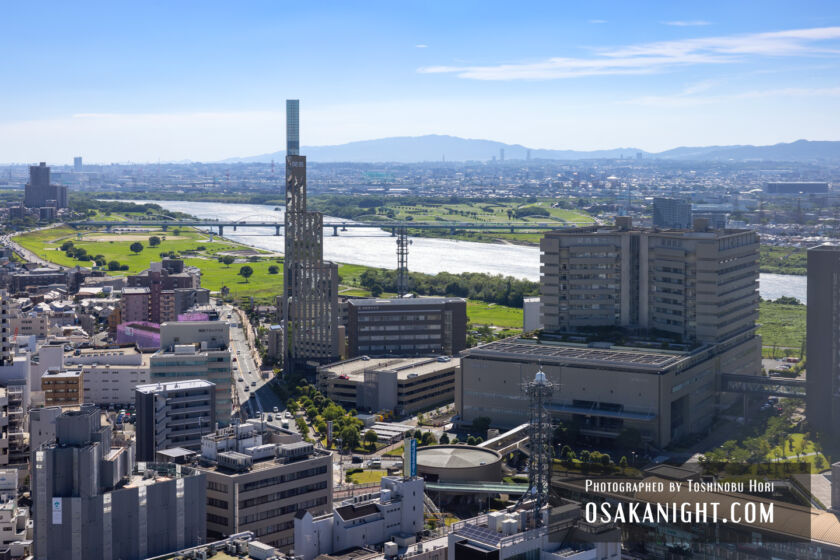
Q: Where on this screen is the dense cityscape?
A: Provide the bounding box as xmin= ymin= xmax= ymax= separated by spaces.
xmin=4 ymin=2 xmax=840 ymax=559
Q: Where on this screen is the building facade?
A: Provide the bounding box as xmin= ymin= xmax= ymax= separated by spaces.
xmin=346 ymin=297 xmax=467 ymax=358
xmin=32 ymin=406 xmax=206 ymax=560
xmin=283 ymin=99 xmax=340 ymax=373
xmin=24 ymin=163 xmax=67 ymax=209
xmin=294 ymin=476 xmax=425 ymax=560
xmin=135 ymin=379 xmax=216 ymax=461
xmin=457 ymin=334 xmax=759 ymax=448
xmin=807 ymin=244 xmax=840 ymax=435
xmin=540 ymin=218 xmax=759 ymax=344
xmin=652 ymin=197 xmax=692 ymax=229
xmin=198 ymin=422 xmax=333 ymax=550
xmin=318 ymin=356 xmax=459 ymax=415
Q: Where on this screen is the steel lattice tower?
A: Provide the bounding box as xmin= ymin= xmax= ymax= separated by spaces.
xmin=396 ymin=226 xmax=411 ymax=297
xmin=524 ymin=368 xmax=554 ymax=526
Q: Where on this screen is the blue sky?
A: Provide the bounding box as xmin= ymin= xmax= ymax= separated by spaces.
xmin=2 ymin=0 xmax=840 ymax=163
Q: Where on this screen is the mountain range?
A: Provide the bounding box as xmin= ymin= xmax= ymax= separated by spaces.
xmin=221 ymin=136 xmax=840 ymax=164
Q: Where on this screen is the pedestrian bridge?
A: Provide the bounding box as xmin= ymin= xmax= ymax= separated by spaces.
xmin=719 ymin=373 xmax=806 ymax=398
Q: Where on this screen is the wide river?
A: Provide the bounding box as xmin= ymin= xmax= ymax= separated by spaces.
xmin=138 ymin=200 xmax=808 ymax=304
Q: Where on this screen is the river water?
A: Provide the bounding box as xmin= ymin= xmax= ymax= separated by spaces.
xmin=137 ymin=200 xmax=808 ymax=303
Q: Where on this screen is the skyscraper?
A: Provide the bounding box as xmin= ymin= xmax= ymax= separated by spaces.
xmin=24 ymin=162 xmax=68 ymax=209
xmin=283 ymin=100 xmax=340 ymax=373
xmin=652 ymin=197 xmax=692 ymax=229
xmin=806 ymin=244 xmax=840 ymax=436
xmin=73 ymin=157 xmax=82 ymax=171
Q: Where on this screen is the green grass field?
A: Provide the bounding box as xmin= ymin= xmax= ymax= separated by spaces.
xmin=347 ymin=469 xmax=387 ymax=484
xmin=467 ymin=301 xmax=523 ymax=328
xmin=760 ymin=246 xmax=807 ymax=275
xmin=757 ymin=301 xmax=806 ymax=355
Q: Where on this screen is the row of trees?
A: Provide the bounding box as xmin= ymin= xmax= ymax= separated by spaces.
xmin=357 ymin=269 xmax=538 ymax=307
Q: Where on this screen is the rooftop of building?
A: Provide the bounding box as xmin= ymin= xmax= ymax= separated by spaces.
xmin=544 ymin=218 xmax=754 ymax=239
xmin=136 ymin=379 xmax=215 ymax=393
xmin=122 ymin=287 xmax=151 ymax=294
xmin=462 ymin=337 xmax=688 ymax=373
xmin=123 ymin=462 xmax=202 ymax=489
xmin=320 ymin=356 xmax=459 ymax=381
xmin=348 ymin=296 xmax=465 ymax=307
xmin=42 ymin=370 xmax=82 ymax=379
xmin=416 ymin=445 xmax=501 ymax=469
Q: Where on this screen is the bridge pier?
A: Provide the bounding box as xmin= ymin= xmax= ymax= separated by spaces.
xmin=332 ymin=226 xmax=339 ymax=236
xmin=162 ymin=224 xmax=168 ymax=231
xmin=105 ymin=225 xmax=112 ymax=233
xmin=450 ymin=227 xmax=455 ymax=235
xmin=391 ymin=228 xmax=395 ymax=237
xmin=218 ymin=225 xmax=224 ymax=236
xmin=275 ymin=225 xmax=281 ymax=236
xmin=233 ymin=225 xmax=237 ymax=231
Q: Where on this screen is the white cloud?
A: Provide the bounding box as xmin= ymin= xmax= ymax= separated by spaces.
xmin=415 ymin=44 xmax=428 ymax=48
xmin=588 ymin=19 xmax=607 ymax=24
xmin=661 ymin=20 xmax=711 ymax=27
xmin=418 ymin=26 xmax=840 ymax=80
xmin=625 ymin=85 xmax=840 ymax=107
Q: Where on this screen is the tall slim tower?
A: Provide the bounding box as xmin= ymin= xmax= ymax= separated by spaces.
xmin=283 ymin=100 xmax=340 ymax=373
xmin=524 ymin=368 xmax=553 ymax=526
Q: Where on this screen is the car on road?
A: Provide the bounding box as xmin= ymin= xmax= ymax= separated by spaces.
xmin=273 ymin=406 xmax=279 ymax=413
xmin=238 ymin=377 xmax=244 ymax=382
xmin=244 ymin=386 xmax=250 ymax=392
xmin=251 ymin=381 xmax=256 ymax=387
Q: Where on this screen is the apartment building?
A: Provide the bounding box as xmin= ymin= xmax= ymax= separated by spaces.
xmin=198 ymin=422 xmax=333 ymax=550
xmin=807 ymin=244 xmax=840 ymax=435
xmin=121 ymin=287 xmax=151 ymax=322
xmin=346 ymin=297 xmax=467 ymax=358
xmin=540 ymin=217 xmax=759 ymax=344
xmin=42 ymin=370 xmax=82 ymax=406
xmin=135 ymin=379 xmax=216 ymax=461
xmin=318 ymin=356 xmax=459 ymax=415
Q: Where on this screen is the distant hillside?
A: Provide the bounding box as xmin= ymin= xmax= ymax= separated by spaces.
xmin=222 ymin=136 xmax=840 ymax=164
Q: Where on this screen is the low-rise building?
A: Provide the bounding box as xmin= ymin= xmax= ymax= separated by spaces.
xmin=79 ymin=354 xmax=151 ymax=407
xmin=458 ymin=334 xmax=759 ymax=448
xmin=294 ymin=476 xmax=425 ymax=560
xmin=197 ymin=422 xmax=333 ymax=551
xmin=318 ymin=356 xmax=458 ymax=415
xmin=42 ymin=370 xmax=83 ymax=406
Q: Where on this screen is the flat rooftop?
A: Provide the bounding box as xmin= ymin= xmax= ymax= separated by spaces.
xmin=463 ymin=338 xmax=685 ymax=372
xmin=321 ymin=356 xmax=459 ymax=382
xmin=348 ymin=296 xmax=465 ymax=307
xmin=136 ymin=379 xmax=215 ymax=393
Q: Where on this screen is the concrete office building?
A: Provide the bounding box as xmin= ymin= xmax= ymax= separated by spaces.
xmin=267 ymin=324 xmax=284 ymax=362
xmin=807 ymin=244 xmax=840 ymax=435
xmin=457 ymin=335 xmax=759 ymax=448
xmin=294 ymin=476 xmax=425 ymax=560
xmin=73 ymin=157 xmax=82 ymax=172
xmin=29 ymin=406 xmax=62 ymax=455
xmin=24 ymin=163 xmax=67 ymax=209
xmin=150 ymin=344 xmax=230 ymax=421
xmin=346 ymin=297 xmax=467 ymax=358
xmin=33 ymin=405 xmax=207 ymax=560
xmin=283 ymin=99 xmax=341 ymax=373
xmin=652 ymin=197 xmax=692 ymax=229
xmin=80 ymin=353 xmax=151 ymax=407
xmin=540 ymin=218 xmax=759 ymax=344
xmin=135 ymin=379 xmax=216 ymax=461
xmin=0 ymin=468 xmax=30 ymax=551
xmin=198 ymin=422 xmax=333 ymax=550
xmin=318 ymin=356 xmax=459 ymax=415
